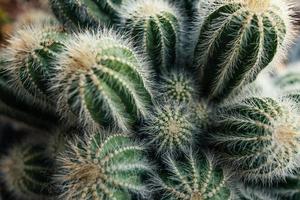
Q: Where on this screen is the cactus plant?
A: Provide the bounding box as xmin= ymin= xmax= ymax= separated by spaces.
xmin=151 ymin=150 xmax=231 ymax=199
xmin=55 ymin=131 xmax=150 ymax=200
xmin=209 ymin=95 xmax=300 ymax=183
xmin=0 ymin=143 xmax=54 ymax=200
xmin=122 ymin=0 xmax=181 ymax=73
xmin=53 ymin=30 xmax=152 ymax=131
xmin=194 ymin=0 xmax=294 ymax=102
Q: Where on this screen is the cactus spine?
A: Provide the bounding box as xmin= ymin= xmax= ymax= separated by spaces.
xmin=151 ymin=151 xmax=231 ymax=199
xmin=122 ymin=0 xmax=181 ymax=73
xmin=0 ymin=144 xmax=54 ymax=200
xmin=56 ymin=132 xmax=150 ymax=200
xmin=194 ymin=0 xmax=293 ymax=102
xmin=49 ymin=0 xmax=123 ymax=29
xmin=54 ymin=30 xmax=152 ymax=131
xmin=209 ymin=96 xmax=300 ymax=183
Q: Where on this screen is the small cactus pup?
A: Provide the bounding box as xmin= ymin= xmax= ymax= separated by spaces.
xmin=55 ymin=131 xmax=151 ymax=200
xmin=4 ymin=22 xmax=67 ymax=105
xmin=158 ymin=70 xmax=196 ymax=103
xmin=49 ymin=0 xmax=123 ymax=29
xmin=0 ymin=143 xmax=54 ymax=200
xmin=122 ymin=0 xmax=181 ymax=74
xmin=209 ymin=95 xmax=300 ymax=184
xmin=142 ymin=102 xmax=195 ymax=153
xmin=151 ymin=150 xmax=231 ymax=199
xmin=194 ymin=0 xmax=295 ymax=102
xmin=54 ymin=30 xmax=152 ymax=132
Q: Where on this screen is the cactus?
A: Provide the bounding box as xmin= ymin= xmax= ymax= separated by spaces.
xmin=122 ymin=0 xmax=181 ymax=73
xmin=0 ymin=144 xmax=54 ymax=200
xmin=49 ymin=0 xmax=123 ymax=29
xmin=234 ymin=184 xmax=276 ymax=200
xmin=209 ymin=96 xmax=300 ymax=183
xmin=151 ymin=150 xmax=231 ymax=199
xmin=55 ymin=131 xmax=150 ymax=200
xmin=194 ymin=0 xmax=294 ymax=102
xmin=158 ymin=70 xmax=196 ymax=103
xmin=53 ymin=30 xmax=152 ymax=132
xmin=142 ymin=102 xmax=195 ymax=153
xmin=4 ymin=22 xmax=67 ymax=105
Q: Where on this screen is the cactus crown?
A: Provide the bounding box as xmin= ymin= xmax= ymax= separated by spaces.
xmin=245 ymin=0 xmax=271 ymax=12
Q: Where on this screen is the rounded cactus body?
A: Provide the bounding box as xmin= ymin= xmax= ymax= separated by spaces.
xmin=49 ymin=0 xmax=123 ymax=29
xmin=151 ymin=150 xmax=231 ymax=199
xmin=4 ymin=23 xmax=66 ymax=105
xmin=0 ymin=144 xmax=54 ymax=200
xmin=142 ymin=103 xmax=195 ymax=153
xmin=194 ymin=0 xmax=293 ymax=102
xmin=56 ymin=132 xmax=150 ymax=200
xmin=122 ymin=0 xmax=181 ymax=73
xmin=209 ymin=96 xmax=300 ymax=183
xmin=54 ymin=30 xmax=152 ymax=132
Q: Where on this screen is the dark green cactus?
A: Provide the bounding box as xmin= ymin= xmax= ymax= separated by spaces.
xmin=54 ymin=30 xmax=152 ymax=132
xmin=194 ymin=0 xmax=293 ymax=102
xmin=55 ymin=132 xmax=151 ymax=200
xmin=151 ymin=150 xmax=231 ymax=199
xmin=209 ymin=96 xmax=300 ymax=183
xmin=0 ymin=144 xmax=54 ymax=200
xmin=49 ymin=0 xmax=123 ymax=29
xmin=122 ymin=0 xmax=181 ymax=73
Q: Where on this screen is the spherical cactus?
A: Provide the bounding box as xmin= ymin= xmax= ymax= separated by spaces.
xmin=194 ymin=0 xmax=294 ymax=102
xmin=49 ymin=0 xmax=123 ymax=29
xmin=122 ymin=0 xmax=181 ymax=73
xmin=4 ymin=22 xmax=67 ymax=105
xmin=54 ymin=30 xmax=152 ymax=132
xmin=209 ymin=96 xmax=300 ymax=184
xmin=55 ymin=131 xmax=151 ymax=200
xmin=142 ymin=102 xmax=195 ymax=153
xmin=0 ymin=144 xmax=54 ymax=200
xmin=151 ymin=150 xmax=231 ymax=199
xmin=158 ymin=70 xmax=196 ymax=103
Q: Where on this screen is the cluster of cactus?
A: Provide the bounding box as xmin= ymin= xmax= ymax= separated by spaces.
xmin=0 ymin=0 xmax=300 ymax=199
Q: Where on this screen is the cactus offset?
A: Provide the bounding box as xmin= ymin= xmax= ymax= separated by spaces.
xmin=151 ymin=150 xmax=231 ymax=199
xmin=209 ymin=96 xmax=300 ymax=183
xmin=54 ymin=30 xmax=152 ymax=131
xmin=122 ymin=0 xmax=181 ymax=73
xmin=55 ymin=132 xmax=150 ymax=200
xmin=194 ymin=0 xmax=294 ymax=102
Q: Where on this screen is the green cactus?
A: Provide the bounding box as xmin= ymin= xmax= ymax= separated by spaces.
xmin=142 ymin=102 xmax=195 ymax=153
xmin=0 ymin=144 xmax=54 ymax=200
xmin=4 ymin=22 xmax=67 ymax=105
xmin=194 ymin=0 xmax=293 ymax=102
xmin=151 ymin=150 xmax=231 ymax=199
xmin=122 ymin=0 xmax=181 ymax=73
xmin=234 ymin=184 xmax=276 ymax=200
xmin=158 ymin=70 xmax=196 ymax=103
xmin=55 ymin=132 xmax=151 ymax=200
xmin=209 ymin=96 xmax=300 ymax=183
xmin=49 ymin=0 xmax=123 ymax=29
xmin=53 ymin=30 xmax=152 ymax=132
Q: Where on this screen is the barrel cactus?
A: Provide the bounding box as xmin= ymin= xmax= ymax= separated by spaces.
xmin=194 ymin=0 xmax=294 ymax=102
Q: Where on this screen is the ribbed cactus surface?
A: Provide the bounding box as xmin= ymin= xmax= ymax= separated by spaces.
xmin=195 ymin=0 xmax=291 ymax=102
xmin=122 ymin=0 xmax=180 ymax=73
xmin=56 ymin=132 xmax=150 ymax=200
xmin=210 ymin=96 xmax=300 ymax=183
xmin=152 ymin=151 xmax=231 ymax=199
xmin=54 ymin=30 xmax=152 ymax=131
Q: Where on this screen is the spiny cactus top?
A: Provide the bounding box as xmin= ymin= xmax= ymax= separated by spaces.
xmin=194 ymin=0 xmax=294 ymax=102
xmin=209 ymin=96 xmax=300 ymax=184
xmin=54 ymin=30 xmax=152 ymax=132
xmin=122 ymin=0 xmax=181 ymax=73
xmin=49 ymin=0 xmax=123 ymax=29
xmin=0 ymin=144 xmax=54 ymax=200
xmin=56 ymin=132 xmax=150 ymax=200
xmin=151 ymin=151 xmax=231 ymax=200
xmin=4 ymin=22 xmax=66 ymax=105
